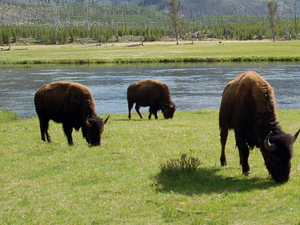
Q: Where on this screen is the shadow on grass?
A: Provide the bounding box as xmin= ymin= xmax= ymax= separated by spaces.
xmin=153 ymin=167 xmax=278 ymax=195
xmin=113 ymin=119 xmax=171 ymax=122
xmin=113 ymin=119 xmax=144 ymax=122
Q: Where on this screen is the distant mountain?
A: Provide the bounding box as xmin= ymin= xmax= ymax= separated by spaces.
xmin=8 ymin=0 xmax=300 ymax=19
xmin=139 ymin=0 xmax=299 ymax=18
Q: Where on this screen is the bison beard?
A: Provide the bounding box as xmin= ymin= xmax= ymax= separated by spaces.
xmin=34 ymin=82 xmax=109 ymax=146
xmin=127 ymin=79 xmax=177 ymax=120
xmin=219 ymin=71 xmax=300 ymax=183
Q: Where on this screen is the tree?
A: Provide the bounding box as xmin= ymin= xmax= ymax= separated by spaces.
xmin=294 ymin=0 xmax=299 ymax=40
xmin=168 ymin=0 xmax=187 ymax=45
xmin=268 ymin=1 xmax=278 ymax=42
xmin=2 ymin=28 xmax=12 ymax=50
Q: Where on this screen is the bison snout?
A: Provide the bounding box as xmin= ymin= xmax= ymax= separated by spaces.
xmin=90 ymin=142 xmax=100 ymax=146
xmin=274 ymin=176 xmax=289 ymax=183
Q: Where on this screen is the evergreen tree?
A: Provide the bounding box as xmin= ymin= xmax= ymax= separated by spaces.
xmin=2 ymin=28 xmax=12 ymax=49
xmin=0 ymin=30 xmax=2 ymax=45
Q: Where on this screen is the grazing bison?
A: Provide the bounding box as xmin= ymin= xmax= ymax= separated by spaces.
xmin=34 ymin=82 xmax=109 ymax=146
xmin=127 ymin=79 xmax=177 ymax=120
xmin=219 ymin=71 xmax=300 ymax=183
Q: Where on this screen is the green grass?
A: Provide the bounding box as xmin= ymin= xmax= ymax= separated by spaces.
xmin=2 ymin=40 xmax=300 ymax=65
xmin=1 ymin=109 xmax=300 ymax=224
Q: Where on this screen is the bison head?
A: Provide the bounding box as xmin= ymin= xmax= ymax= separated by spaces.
xmin=161 ymin=102 xmax=177 ymax=119
xmin=84 ymin=115 xmax=110 ymax=146
xmin=263 ymin=130 xmax=300 ymax=183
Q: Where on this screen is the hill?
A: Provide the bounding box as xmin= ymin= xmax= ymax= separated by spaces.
xmin=140 ymin=0 xmax=297 ymax=18
xmin=7 ymin=0 xmax=299 ymax=19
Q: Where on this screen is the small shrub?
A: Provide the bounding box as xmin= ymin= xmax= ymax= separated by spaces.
xmin=159 ymin=154 xmax=202 ymax=176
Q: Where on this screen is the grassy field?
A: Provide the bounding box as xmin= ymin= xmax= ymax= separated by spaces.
xmin=1 ymin=40 xmax=300 ymax=64
xmin=1 ymin=109 xmax=300 ymax=224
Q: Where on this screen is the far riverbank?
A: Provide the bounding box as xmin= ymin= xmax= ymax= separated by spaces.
xmin=1 ymin=40 xmax=300 ymax=65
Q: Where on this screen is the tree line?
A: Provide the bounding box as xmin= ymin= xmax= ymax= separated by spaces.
xmin=1 ymin=18 xmax=299 ymax=46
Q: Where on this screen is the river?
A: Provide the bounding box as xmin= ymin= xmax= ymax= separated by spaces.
xmin=0 ymin=62 xmax=300 ymax=118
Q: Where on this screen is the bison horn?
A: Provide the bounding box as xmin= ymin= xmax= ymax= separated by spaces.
xmin=264 ymin=131 xmax=276 ymax=151
xmin=104 ymin=115 xmax=110 ymax=124
xmin=85 ymin=116 xmax=92 ymax=128
xmin=294 ymin=129 xmax=300 ymax=142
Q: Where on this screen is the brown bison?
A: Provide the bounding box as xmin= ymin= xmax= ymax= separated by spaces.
xmin=219 ymin=71 xmax=300 ymax=183
xmin=34 ymin=82 xmax=109 ymax=146
xmin=127 ymin=79 xmax=177 ymax=120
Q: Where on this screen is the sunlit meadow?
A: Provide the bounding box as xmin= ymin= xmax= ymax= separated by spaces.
xmin=1 ymin=40 xmax=300 ymax=65
xmin=1 ymin=109 xmax=300 ymax=224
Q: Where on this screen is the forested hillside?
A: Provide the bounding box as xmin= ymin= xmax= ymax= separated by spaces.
xmin=0 ymin=4 xmax=168 ymax=28
xmin=141 ymin=0 xmax=299 ymax=18
xmin=5 ymin=0 xmax=300 ymax=18
xmin=0 ymin=0 xmax=299 ymax=46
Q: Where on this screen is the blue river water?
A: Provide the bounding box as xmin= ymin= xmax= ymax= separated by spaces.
xmin=0 ymin=62 xmax=300 ymax=118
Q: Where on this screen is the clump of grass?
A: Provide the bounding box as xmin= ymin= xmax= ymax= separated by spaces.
xmin=0 ymin=110 xmax=18 ymax=122
xmin=159 ymin=154 xmax=202 ymax=176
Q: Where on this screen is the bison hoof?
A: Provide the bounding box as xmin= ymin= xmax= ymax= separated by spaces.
xmin=221 ymin=162 xmax=228 ymax=167
xmin=243 ymin=171 xmax=251 ymax=176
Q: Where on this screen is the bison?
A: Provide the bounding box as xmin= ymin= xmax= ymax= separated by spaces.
xmin=34 ymin=82 xmax=109 ymax=146
xmin=127 ymin=79 xmax=177 ymax=120
xmin=219 ymin=71 xmax=300 ymax=183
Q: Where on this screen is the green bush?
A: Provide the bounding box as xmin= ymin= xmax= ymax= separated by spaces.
xmin=159 ymin=154 xmax=202 ymax=176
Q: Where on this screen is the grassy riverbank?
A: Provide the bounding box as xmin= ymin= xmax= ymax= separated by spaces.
xmin=1 ymin=109 xmax=300 ymax=224
xmin=1 ymin=40 xmax=300 ymax=65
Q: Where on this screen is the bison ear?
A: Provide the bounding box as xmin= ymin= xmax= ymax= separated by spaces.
xmin=264 ymin=131 xmax=276 ymax=151
xmin=85 ymin=116 xmax=92 ymax=128
xmin=104 ymin=115 xmax=110 ymax=124
xmin=294 ymin=129 xmax=300 ymax=142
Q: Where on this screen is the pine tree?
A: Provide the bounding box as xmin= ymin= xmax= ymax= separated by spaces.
xmin=2 ymin=28 xmax=12 ymax=50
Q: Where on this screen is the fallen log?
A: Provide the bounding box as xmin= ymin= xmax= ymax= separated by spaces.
xmin=22 ymin=40 xmax=28 ymax=46
xmin=125 ymin=42 xmax=144 ymax=47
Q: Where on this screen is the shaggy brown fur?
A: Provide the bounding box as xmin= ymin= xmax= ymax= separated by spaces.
xmin=219 ymin=71 xmax=299 ymax=183
xmin=34 ymin=82 xmax=109 ymax=146
xmin=127 ymin=79 xmax=176 ymax=120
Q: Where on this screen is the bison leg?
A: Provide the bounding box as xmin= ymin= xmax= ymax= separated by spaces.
xmin=135 ymin=104 xmax=144 ymax=119
xmin=220 ymin=127 xmax=228 ymax=167
xmin=234 ymin=131 xmax=250 ymax=176
xmin=153 ymin=111 xmax=159 ymax=120
xmin=128 ymin=101 xmax=134 ymax=119
xmin=148 ymin=106 xmax=158 ymax=120
xmin=63 ymin=123 xmax=74 ymax=145
xmin=148 ymin=112 xmax=152 ymax=120
xmin=39 ymin=117 xmax=52 ymax=142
